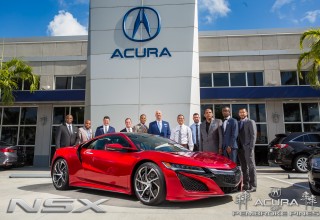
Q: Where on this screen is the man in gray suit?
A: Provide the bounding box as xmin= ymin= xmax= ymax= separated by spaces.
xmin=238 ymin=108 xmax=257 ymax=192
xmin=55 ymin=114 xmax=80 ymax=149
xmin=200 ymin=108 xmax=222 ymax=153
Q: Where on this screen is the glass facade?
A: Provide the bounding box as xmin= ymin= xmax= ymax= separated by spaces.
xmin=200 ymin=72 xmax=263 ymax=87
xmin=0 ymin=107 xmax=38 ymax=165
xmin=283 ymin=102 xmax=320 ymax=132
xmin=55 ymin=76 xmax=86 ymax=90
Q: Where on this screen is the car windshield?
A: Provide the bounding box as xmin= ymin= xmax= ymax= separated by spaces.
xmin=126 ymin=133 xmax=189 ymax=152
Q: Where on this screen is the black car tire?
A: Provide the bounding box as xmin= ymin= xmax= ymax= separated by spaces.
xmin=52 ymin=158 xmax=70 ymax=190
xmin=293 ymin=155 xmax=308 ymax=173
xmin=279 ymin=165 xmax=293 ymax=171
xmin=309 ymin=182 xmax=320 ymax=196
xmin=134 ymin=162 xmax=166 ymax=206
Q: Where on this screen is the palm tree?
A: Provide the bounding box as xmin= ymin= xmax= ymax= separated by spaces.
xmin=297 ymin=29 xmax=320 ymax=88
xmin=0 ymin=58 xmax=39 ymax=105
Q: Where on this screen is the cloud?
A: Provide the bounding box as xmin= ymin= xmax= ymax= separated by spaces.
xmin=271 ymin=0 xmax=294 ymax=12
xmin=301 ymin=10 xmax=320 ymax=23
xmin=47 ymin=10 xmax=88 ymax=36
xmin=199 ymin=0 xmax=231 ymax=23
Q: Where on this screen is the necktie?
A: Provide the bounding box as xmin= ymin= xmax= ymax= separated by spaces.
xmin=158 ymin=122 xmax=161 ymax=132
xmin=104 ymin=126 xmax=108 ymax=134
xmin=240 ymin=120 xmax=244 ymax=130
xmin=68 ymin=125 xmax=72 ymax=134
xmin=87 ymin=130 xmax=91 ymax=139
xmin=178 ymin=126 xmax=182 ymax=144
xmin=195 ymin=124 xmax=199 ymax=146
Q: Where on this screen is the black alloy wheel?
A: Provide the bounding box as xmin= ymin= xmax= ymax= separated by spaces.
xmin=52 ymin=158 xmax=70 ymax=190
xmin=134 ymin=162 xmax=166 ymax=205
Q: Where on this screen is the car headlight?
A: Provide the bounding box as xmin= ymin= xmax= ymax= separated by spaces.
xmin=162 ymin=162 xmax=205 ymax=174
xmin=311 ymin=158 xmax=320 ymax=168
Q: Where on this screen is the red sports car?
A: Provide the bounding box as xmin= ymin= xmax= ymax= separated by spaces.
xmin=51 ymin=133 xmax=242 ymax=205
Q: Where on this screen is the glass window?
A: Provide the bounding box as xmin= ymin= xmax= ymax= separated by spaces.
xmin=308 ymin=134 xmax=320 ymax=142
xmin=1 ymin=127 xmax=18 ymax=145
xmin=24 ymin=147 xmax=34 ymax=166
xmin=56 ymin=77 xmax=71 ymax=90
xmin=73 ymin=76 xmax=86 ymax=89
xmin=51 ymin=126 xmax=59 ymax=145
xmin=304 ymin=124 xmax=320 ymax=132
xmin=230 ymin=73 xmax=246 ymax=86
xmin=53 ymin=107 xmax=69 ymax=124
xmin=3 ymin=107 xmax=20 ymax=125
xmin=247 ymin=72 xmax=263 ymax=86
xmin=256 ymin=124 xmax=268 ymax=144
xmin=71 ymin=107 xmax=85 ymax=125
xmin=214 ymin=104 xmax=230 ymax=120
xmin=285 ymin=124 xmax=302 ymax=132
xmin=20 ymin=107 xmax=38 ymax=125
xmin=283 ymin=103 xmax=301 ymax=122
xmin=292 ymin=135 xmax=309 ymax=142
xmin=281 ymin=71 xmax=297 ymax=85
xmin=249 ymin=104 xmax=266 ymax=122
xmin=299 ymin=71 xmax=309 ymax=85
xmin=200 ymin=74 xmax=212 ymax=87
xmin=302 ymin=103 xmax=319 ymax=122
xmin=19 ymin=127 xmax=36 ymax=145
xmin=231 ymin=104 xmax=247 ymax=121
xmin=213 ymin=73 xmax=229 ymax=87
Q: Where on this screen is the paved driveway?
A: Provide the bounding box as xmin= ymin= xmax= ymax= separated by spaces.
xmin=0 ymin=166 xmax=319 ymax=220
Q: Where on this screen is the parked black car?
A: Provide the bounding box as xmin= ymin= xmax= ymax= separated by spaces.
xmin=308 ymin=150 xmax=320 ymax=196
xmin=268 ymin=132 xmax=320 ymax=173
xmin=0 ymin=141 xmax=25 ymax=169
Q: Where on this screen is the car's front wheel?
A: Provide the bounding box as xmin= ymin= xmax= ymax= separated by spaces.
xmin=134 ymin=162 xmax=166 ymax=205
xmin=52 ymin=158 xmax=70 ymax=190
xmin=293 ymin=155 xmax=308 ymax=173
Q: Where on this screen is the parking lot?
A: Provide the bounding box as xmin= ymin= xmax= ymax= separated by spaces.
xmin=0 ymin=166 xmax=319 ymax=220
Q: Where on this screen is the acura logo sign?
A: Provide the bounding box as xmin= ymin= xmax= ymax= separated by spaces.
xmin=122 ymin=7 xmax=161 ymax=42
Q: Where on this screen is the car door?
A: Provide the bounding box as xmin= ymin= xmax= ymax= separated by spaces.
xmin=306 ymin=134 xmax=320 ymax=149
xmin=81 ymin=135 xmax=138 ymax=190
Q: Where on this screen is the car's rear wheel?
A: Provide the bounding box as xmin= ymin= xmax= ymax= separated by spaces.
xmin=279 ymin=165 xmax=293 ymax=171
xmin=309 ymin=182 xmax=320 ymax=196
xmin=293 ymin=155 xmax=308 ymax=173
xmin=52 ymin=158 xmax=69 ymax=190
xmin=134 ymin=162 xmax=166 ymax=205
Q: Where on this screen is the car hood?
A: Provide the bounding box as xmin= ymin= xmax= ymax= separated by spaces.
xmin=160 ymin=151 xmax=237 ymax=170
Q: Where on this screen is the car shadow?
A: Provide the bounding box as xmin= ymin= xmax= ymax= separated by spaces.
xmin=18 ymin=183 xmax=233 ymax=209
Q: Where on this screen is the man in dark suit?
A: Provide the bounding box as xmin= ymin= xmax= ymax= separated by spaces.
xmin=221 ymin=106 xmax=238 ymax=162
xmin=120 ymin=118 xmax=133 ymax=132
xmin=200 ymin=108 xmax=222 ymax=153
xmin=238 ymin=108 xmax=257 ymax=192
xmin=148 ymin=110 xmax=171 ymax=138
xmin=95 ymin=116 xmax=116 ymax=136
xmin=55 ymin=114 xmax=80 ymax=149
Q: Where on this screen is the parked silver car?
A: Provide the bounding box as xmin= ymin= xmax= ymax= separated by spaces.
xmin=0 ymin=141 xmax=25 ymax=169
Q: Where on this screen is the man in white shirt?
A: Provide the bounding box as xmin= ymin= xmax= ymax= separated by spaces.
xmin=170 ymin=114 xmax=194 ymax=151
xmin=120 ymin=118 xmax=133 ymax=132
xmin=190 ymin=113 xmax=201 ymax=151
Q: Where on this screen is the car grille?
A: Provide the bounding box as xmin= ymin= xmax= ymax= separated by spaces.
xmin=177 ymin=173 xmax=209 ymax=192
xmin=209 ymin=167 xmax=242 ymax=188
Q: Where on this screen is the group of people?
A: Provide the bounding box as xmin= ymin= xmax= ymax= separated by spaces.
xmin=55 ymin=107 xmax=257 ymax=192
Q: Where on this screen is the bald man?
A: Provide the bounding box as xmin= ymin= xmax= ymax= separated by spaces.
xmin=148 ymin=110 xmax=171 ymax=138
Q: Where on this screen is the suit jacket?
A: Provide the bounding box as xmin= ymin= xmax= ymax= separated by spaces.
xmin=95 ymin=125 xmax=116 ymax=137
xmin=148 ymin=121 xmax=171 ymax=138
xmin=238 ymin=118 xmax=257 ymax=150
xmin=55 ymin=123 xmax=79 ymax=148
xmin=222 ymin=118 xmax=239 ymax=149
xmin=78 ymin=127 xmax=93 ymax=143
xmin=133 ymin=123 xmax=148 ymax=133
xmin=200 ymin=119 xmax=222 ymax=153
xmin=120 ymin=128 xmax=133 ymax=132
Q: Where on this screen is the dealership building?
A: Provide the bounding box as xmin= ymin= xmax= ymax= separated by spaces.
xmin=1 ymin=0 xmax=319 ymax=167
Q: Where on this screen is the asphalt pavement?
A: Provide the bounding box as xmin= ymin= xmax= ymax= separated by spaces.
xmin=0 ymin=166 xmax=319 ymax=220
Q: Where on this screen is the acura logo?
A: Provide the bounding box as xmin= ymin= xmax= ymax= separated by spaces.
xmin=122 ymin=7 xmax=161 ymax=42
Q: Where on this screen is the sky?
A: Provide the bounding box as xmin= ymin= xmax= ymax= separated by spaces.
xmin=0 ymin=0 xmax=319 ymax=38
